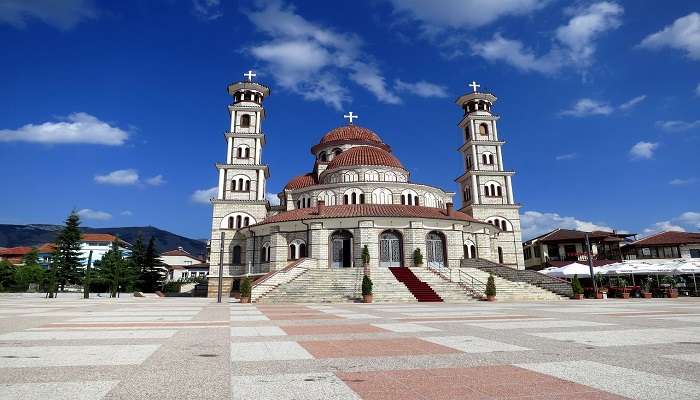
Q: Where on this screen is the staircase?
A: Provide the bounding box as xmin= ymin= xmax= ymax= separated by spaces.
xmin=251 ymin=259 xmax=311 ymax=302
xmin=257 ymin=268 xmax=361 ymax=303
xmin=368 ymin=267 xmax=417 ymax=303
xmin=389 ymin=267 xmax=443 ymax=302
xmin=462 ymin=258 xmax=573 ymax=298
xmin=410 ymin=267 xmax=480 ymax=302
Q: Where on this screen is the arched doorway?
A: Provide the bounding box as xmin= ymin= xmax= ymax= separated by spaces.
xmin=426 ymin=232 xmax=446 ymax=268
xmin=330 ymin=230 xmax=353 ymax=268
xmin=379 ymin=230 xmax=402 ymax=268
xmin=498 ymin=247 xmax=504 ymax=264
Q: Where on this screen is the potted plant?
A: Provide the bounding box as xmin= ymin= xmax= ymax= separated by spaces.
xmin=361 ymin=245 xmax=370 ymax=276
xmin=594 ymin=273 xmax=607 ymax=299
xmin=485 ymin=274 xmax=496 ymax=301
xmin=616 ymin=277 xmax=630 ymax=299
xmin=641 ymin=277 xmax=653 ymax=299
xmin=662 ymin=276 xmax=679 ymax=298
xmin=239 ymin=276 xmax=252 ymax=303
xmin=571 ymin=274 xmax=584 ymax=300
xmin=361 ymin=274 xmax=373 ymax=303
xmin=413 ymin=248 xmax=424 ymax=268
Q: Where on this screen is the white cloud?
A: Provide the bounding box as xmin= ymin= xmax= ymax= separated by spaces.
xmin=696 ymin=83 xmax=700 ymax=96
xmin=191 ymin=187 xmax=217 ymax=204
xmin=521 ymin=210 xmax=613 ymax=240
xmin=0 ymin=0 xmax=96 ymax=30
xmin=619 ymin=95 xmax=646 ymax=111
xmin=655 ymin=120 xmax=700 ymax=132
xmin=679 ymin=212 xmax=700 ymax=229
xmin=629 ymin=141 xmax=658 ymax=160
xmin=559 ymin=98 xmax=613 ymax=117
xmin=394 ymin=79 xmax=448 ymax=98
xmin=145 ymin=175 xmax=166 ymax=186
xmin=0 ymin=112 xmax=128 ymax=145
xmin=643 ymin=221 xmax=685 ymax=234
xmin=120 ymin=210 xmax=133 ymax=216
xmin=639 ymin=13 xmax=700 ymax=60
xmin=472 ymin=2 xmax=622 ymax=74
xmin=669 ymin=178 xmax=696 ymax=186
xmin=386 ymin=0 xmax=548 ymax=30
xmin=192 ymin=0 xmax=222 ymax=21
xmin=94 ymin=169 xmax=139 ymax=185
xmin=555 ymin=153 xmax=577 ymax=161
xmin=266 ymin=192 xmax=281 ymax=206
xmin=644 ymin=211 xmax=700 ymax=234
xmin=245 ymin=0 xmax=401 ymax=109
xmin=77 ymin=208 xmax=112 ymax=221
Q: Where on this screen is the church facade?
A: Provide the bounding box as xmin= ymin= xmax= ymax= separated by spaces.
xmin=207 ymin=74 xmax=524 ymax=297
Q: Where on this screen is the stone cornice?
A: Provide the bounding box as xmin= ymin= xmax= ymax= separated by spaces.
xmin=216 ymin=163 xmax=270 ymax=178
xmin=224 ymin=132 xmax=266 ymax=144
xmin=458 ymin=140 xmax=506 ymax=152
xmin=455 ymin=170 xmax=516 ymax=182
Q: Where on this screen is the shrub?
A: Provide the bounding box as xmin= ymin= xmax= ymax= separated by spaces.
xmin=485 ymin=274 xmax=496 ymax=297
xmin=162 ymin=281 xmax=182 ymax=293
xmin=240 ymin=277 xmax=252 ymax=298
xmin=571 ymin=274 xmax=584 ymax=295
xmin=413 ymin=248 xmax=423 ymax=265
xmin=362 ymin=275 xmax=373 ymax=296
xmin=361 ymin=245 xmax=370 ymax=265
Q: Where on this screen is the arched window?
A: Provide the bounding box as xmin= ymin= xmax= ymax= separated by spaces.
xmin=319 ymin=151 xmax=327 ymax=162
xmin=464 ymin=240 xmax=477 ymax=259
xmin=289 ymin=244 xmax=296 ymax=260
xmin=245 ymin=180 xmax=251 ymax=191
xmin=333 ymin=148 xmax=342 ymax=156
xmin=317 ymin=191 xmax=336 ymax=205
xmin=401 ymin=189 xmax=418 ymax=205
xmin=496 ymin=186 xmax=502 ymax=197
xmin=471 ymin=245 xmax=477 ymax=258
xmin=489 ymin=154 xmax=495 ymax=165
xmin=342 ymin=171 xmax=358 ymax=182
xmin=498 ymin=247 xmax=504 ymax=264
xmin=364 ymin=170 xmax=379 ymax=181
xmin=243 ymin=217 xmax=250 ymax=227
xmin=289 ymin=240 xmax=306 ymax=260
xmin=482 ymin=154 xmax=488 ymax=165
xmin=232 ymin=175 xmax=251 ymax=192
xmin=464 ymin=187 xmax=471 ymax=201
xmin=232 ymin=245 xmax=242 ymax=265
xmin=466 ymin=156 xmax=472 ymax=169
xmin=240 ymin=114 xmax=251 ymax=128
xmin=501 ymin=220 xmax=507 ymax=231
xmin=299 ymin=243 xmax=307 ymax=258
xmin=426 ymin=232 xmax=446 ymax=268
xmin=484 ymin=185 xmax=491 ymax=197
xmin=384 ymin=171 xmax=397 ymax=182
xmin=237 ymin=147 xmax=242 ymax=158
xmin=372 ymin=188 xmax=393 ymax=204
xmin=344 ymin=189 xmax=363 ymax=205
xmin=228 ymin=217 xmax=234 ymax=229
xmin=424 ymin=192 xmax=437 ymax=207
xmin=245 ymin=147 xmax=251 ymax=158
xmin=379 ymin=230 xmax=403 ymax=267
xmin=260 ymin=243 xmax=270 ymax=262
xmin=479 ymin=123 xmax=489 ymax=135
xmin=235 ymin=215 xmax=242 ymax=228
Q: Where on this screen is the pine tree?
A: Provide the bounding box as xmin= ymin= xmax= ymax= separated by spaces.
xmin=94 ymin=241 xmax=135 ymax=298
xmin=0 ymin=260 xmax=14 ymax=291
xmin=22 ymin=247 xmax=40 ymax=267
xmin=141 ymin=237 xmax=166 ymax=292
xmin=128 ymin=235 xmax=146 ymax=290
xmin=53 ymin=211 xmax=84 ymax=291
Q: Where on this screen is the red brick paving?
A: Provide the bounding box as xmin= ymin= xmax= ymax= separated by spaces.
xmin=282 ymin=324 xmax=385 ymax=335
xmin=266 ymin=313 xmax=342 ymax=320
xmin=337 ymin=366 xmax=629 ymax=400
xmin=299 ymin=338 xmax=459 ymax=358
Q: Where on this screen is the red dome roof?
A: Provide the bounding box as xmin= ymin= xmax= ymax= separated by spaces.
xmin=327 ymin=146 xmax=403 ymax=170
xmin=320 ymin=125 xmax=383 ymax=145
xmin=284 ymin=173 xmax=317 ymax=190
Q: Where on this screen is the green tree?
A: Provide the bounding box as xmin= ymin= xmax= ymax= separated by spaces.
xmin=571 ymin=274 xmax=584 ymax=295
xmin=94 ymin=241 xmax=135 ymax=297
xmin=361 ymin=245 xmax=370 ymax=265
xmin=0 ymin=260 xmax=15 ymax=291
xmin=362 ymin=275 xmax=373 ymax=296
xmin=141 ymin=237 xmax=166 ymax=292
xmin=22 ymin=247 xmax=40 ymax=267
xmin=128 ymin=235 xmax=146 ymax=289
xmin=13 ymin=264 xmax=45 ymax=291
xmin=239 ymin=276 xmax=252 ymax=298
xmin=53 ymin=211 xmax=84 ymax=290
xmin=485 ymin=274 xmax=497 ymax=297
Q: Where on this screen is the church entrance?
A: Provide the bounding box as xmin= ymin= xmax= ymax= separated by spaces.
xmin=379 ymin=231 xmax=402 ymax=268
xmin=426 ymin=232 xmax=446 ymax=269
xmin=330 ymin=230 xmax=353 ymax=268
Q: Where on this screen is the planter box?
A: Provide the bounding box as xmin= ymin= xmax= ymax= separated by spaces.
xmin=363 ymin=294 xmax=373 ymax=303
xmin=621 ymin=293 xmax=630 ymax=299
xmin=239 ymin=296 xmax=251 ymax=304
xmin=573 ymin=294 xmax=584 ymax=300
xmin=486 ymin=295 xmax=496 ymax=302
xmin=642 ymin=292 xmax=653 ymax=299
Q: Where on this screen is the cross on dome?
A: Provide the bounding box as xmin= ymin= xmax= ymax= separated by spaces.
xmin=244 ymin=70 xmax=256 ymax=82
xmin=469 ymin=80 xmax=480 ymax=93
xmin=343 ymin=112 xmax=358 ymax=124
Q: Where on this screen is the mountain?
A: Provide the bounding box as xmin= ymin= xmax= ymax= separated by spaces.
xmin=0 ymin=224 xmax=207 ymax=258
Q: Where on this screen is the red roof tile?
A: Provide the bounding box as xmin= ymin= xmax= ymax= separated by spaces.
xmin=284 ymin=173 xmax=317 ymax=190
xmin=629 ymin=231 xmax=700 ymax=246
xmin=327 ymin=146 xmax=403 ymax=170
xmin=255 ymin=204 xmax=480 ymax=225
xmin=320 ymin=125 xmax=383 ymax=145
xmin=82 ymin=233 xmax=118 ymax=242
xmin=0 ymin=246 xmax=33 ymax=256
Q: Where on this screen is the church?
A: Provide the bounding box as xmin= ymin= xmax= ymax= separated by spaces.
xmin=207 ymin=72 xmax=525 ymax=299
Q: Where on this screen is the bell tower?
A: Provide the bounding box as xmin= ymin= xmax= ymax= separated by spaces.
xmin=208 ymin=70 xmax=271 ymax=297
xmin=455 ymin=81 xmax=524 ymax=269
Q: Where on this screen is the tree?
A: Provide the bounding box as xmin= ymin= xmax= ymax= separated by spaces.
xmin=141 ymin=237 xmax=166 ymax=292
xmin=571 ymin=274 xmax=584 ymax=295
xmin=53 ymin=211 xmax=84 ymax=290
xmin=362 ymin=275 xmax=373 ymax=296
xmin=485 ymin=274 xmax=497 ymax=298
xmin=0 ymin=260 xmax=14 ymax=291
xmin=14 ymin=264 xmax=45 ymax=291
xmin=22 ymin=247 xmax=40 ymax=267
xmin=128 ymin=235 xmax=146 ymax=289
xmin=94 ymin=241 xmax=135 ymax=297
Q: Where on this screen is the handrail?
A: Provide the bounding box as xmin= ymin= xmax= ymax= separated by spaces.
xmin=427 ymin=263 xmax=486 ymax=299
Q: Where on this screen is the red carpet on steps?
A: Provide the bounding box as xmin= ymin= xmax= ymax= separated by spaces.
xmin=388 ymin=267 xmax=443 ymax=302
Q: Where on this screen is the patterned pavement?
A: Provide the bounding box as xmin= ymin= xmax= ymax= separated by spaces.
xmin=2 ymin=297 xmax=700 ymax=399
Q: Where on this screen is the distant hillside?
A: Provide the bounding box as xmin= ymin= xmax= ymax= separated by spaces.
xmin=0 ymin=224 xmax=207 ymax=258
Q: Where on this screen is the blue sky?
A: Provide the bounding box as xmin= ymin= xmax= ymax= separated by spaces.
xmin=1 ymin=0 xmax=698 ymax=240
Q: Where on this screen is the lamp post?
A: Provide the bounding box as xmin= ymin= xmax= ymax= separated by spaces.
xmin=217 ymin=232 xmax=224 ymax=304
xmin=585 ymin=233 xmax=598 ymax=293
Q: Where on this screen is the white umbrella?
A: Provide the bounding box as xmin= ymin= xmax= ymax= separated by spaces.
xmin=670 ymin=260 xmax=700 ymax=293
xmin=543 ymin=262 xmax=603 ymax=278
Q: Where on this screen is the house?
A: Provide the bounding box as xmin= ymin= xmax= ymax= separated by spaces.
xmin=79 ymin=233 xmax=131 ymax=266
xmin=0 ymin=243 xmax=55 ymax=268
xmin=622 ymin=231 xmax=700 ymax=262
xmin=523 ymin=229 xmax=635 ymax=270
xmin=160 ymin=247 xmax=208 ymax=281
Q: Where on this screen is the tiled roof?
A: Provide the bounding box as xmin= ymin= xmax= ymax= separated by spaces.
xmin=327 ymin=146 xmax=403 ymax=170
xmin=628 ymin=231 xmax=700 ymax=246
xmin=284 ymin=173 xmax=317 ymax=190
xmin=319 ymin=125 xmax=383 ymax=145
xmin=528 ymin=228 xmax=625 ymax=243
xmin=161 ymin=249 xmax=191 ymax=257
xmin=255 ymin=204 xmax=480 ymax=225
xmin=0 ymin=246 xmax=33 ymax=256
xmin=82 ymin=233 xmax=118 ymax=242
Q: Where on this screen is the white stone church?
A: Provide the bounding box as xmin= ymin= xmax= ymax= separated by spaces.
xmin=207 ymin=73 xmax=528 ymax=300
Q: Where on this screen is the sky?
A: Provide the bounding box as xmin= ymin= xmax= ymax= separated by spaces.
xmin=0 ymin=0 xmax=699 ymax=241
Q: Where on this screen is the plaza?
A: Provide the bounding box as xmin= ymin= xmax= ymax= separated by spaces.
xmin=2 ymin=297 xmax=700 ymax=399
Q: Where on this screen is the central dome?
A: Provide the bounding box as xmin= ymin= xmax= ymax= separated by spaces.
xmin=327 ymin=146 xmax=403 ymax=170
xmin=319 ymin=125 xmax=383 ymax=145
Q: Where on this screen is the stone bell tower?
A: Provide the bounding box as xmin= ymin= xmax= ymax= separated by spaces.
xmin=455 ymin=81 xmax=524 ymax=269
xmin=208 ymin=70 xmax=271 ymax=297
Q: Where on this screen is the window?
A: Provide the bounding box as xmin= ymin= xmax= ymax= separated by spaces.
xmin=184 ymin=260 xmax=192 ymax=265
xmin=364 ymin=170 xmax=379 ymax=181
xmin=343 ymin=189 xmax=364 ymax=204
xmin=466 ymin=156 xmax=472 ymax=169
xmin=489 ymin=154 xmax=495 ymax=165
xmin=228 ymin=217 xmax=234 ymax=229
xmin=401 ymin=189 xmax=419 ymax=205
xmin=319 ymin=151 xmax=327 ymax=162
xmin=232 ymin=245 xmax=242 ymax=265
xmin=372 ymin=188 xmax=393 ymax=204
xmin=384 ymin=171 xmax=397 ymax=182
xmin=240 ymin=114 xmax=251 ymax=128
xmin=333 ymin=148 xmax=342 ymax=156
xmin=464 ymin=187 xmax=471 ymax=201
xmin=342 ymin=171 xmax=358 ymax=182
xmin=317 ymin=191 xmax=336 ymax=205
xmin=534 ymin=246 xmax=541 ymax=258
xmin=424 ymin=192 xmax=437 ymax=207
xmin=691 ymin=249 xmax=700 ymax=258
xmin=482 ymin=154 xmax=488 ymax=165
xmin=498 ymin=247 xmax=504 ymax=264
xmin=479 ymin=123 xmax=489 ymax=135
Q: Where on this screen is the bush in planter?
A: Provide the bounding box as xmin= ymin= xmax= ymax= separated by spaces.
xmin=413 ymin=248 xmax=423 ymax=266
xmin=239 ymin=277 xmax=252 ymax=299
xmin=361 ymin=245 xmax=370 ymax=265
xmin=485 ymin=274 xmax=496 ymax=298
xmin=362 ymin=275 xmax=373 ymax=296
xmin=571 ymin=274 xmax=584 ymax=296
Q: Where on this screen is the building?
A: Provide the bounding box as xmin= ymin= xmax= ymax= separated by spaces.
xmin=0 ymin=243 xmax=55 ymax=268
xmin=523 ymin=229 xmax=634 ymax=270
xmin=206 ymin=73 xmax=525 ymax=297
xmin=79 ymin=234 xmax=131 ymax=266
xmin=622 ymin=231 xmax=700 ymax=261
xmin=161 ymin=247 xmax=209 ymax=281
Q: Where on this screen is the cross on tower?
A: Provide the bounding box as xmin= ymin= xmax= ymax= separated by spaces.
xmin=343 ymin=112 xmax=358 ymax=124
xmin=244 ymin=70 xmax=256 ymax=82
xmin=469 ymin=80 xmax=480 ymax=93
